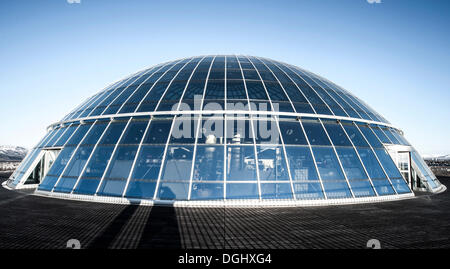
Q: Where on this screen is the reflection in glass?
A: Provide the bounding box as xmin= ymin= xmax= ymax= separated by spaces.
xmin=312 ymin=147 xmax=351 ymax=198
xmin=256 ymin=146 xmax=289 ymax=181
xmin=302 ymin=120 xmax=331 ymax=146
xmin=191 ymin=183 xmax=223 ymax=200
xmin=192 ymin=145 xmax=224 ymax=181
xmin=160 ymin=146 xmax=194 ymax=181
xmin=226 ymin=145 xmax=257 ymax=181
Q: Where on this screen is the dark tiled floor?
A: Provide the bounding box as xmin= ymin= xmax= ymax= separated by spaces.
xmin=0 ymin=178 xmax=449 ymax=249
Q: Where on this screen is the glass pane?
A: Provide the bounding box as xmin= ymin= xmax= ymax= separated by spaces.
xmin=192 ymin=145 xmax=224 ymax=181
xmin=73 ymin=146 xmax=115 ymax=195
xmin=302 ymin=120 xmax=331 ymax=146
xmin=312 ymin=147 xmax=351 ymax=199
xmin=357 ymin=148 xmax=386 ymax=179
xmin=226 ymin=80 xmax=247 ymax=100
xmin=99 ymin=121 xmax=128 ymax=145
xmin=278 ymin=120 xmax=307 ymax=145
xmin=38 ymin=176 xmax=59 ymax=192
xmin=256 ymin=146 xmax=290 ymax=181
xmin=203 ymin=80 xmax=224 ymax=106
xmin=392 ymin=130 xmax=410 ymax=146
xmin=98 ymin=146 xmax=139 ymax=196
xmin=390 ymin=178 xmax=411 ymax=194
xmin=160 ymin=146 xmax=194 ymax=181
xmin=323 ymin=122 xmax=352 ymax=146
xmin=342 ymin=123 xmax=369 ymax=147
xmin=61 ymin=146 xmax=94 ymax=178
xmin=157 ymin=182 xmax=190 ymax=200
xmin=374 ymin=149 xmax=403 ymax=179
xmin=226 ymin=183 xmax=259 ymax=199
xmin=372 ymin=179 xmax=395 ymax=195
xmin=225 ymin=118 xmax=254 ymax=144
xmin=246 ymin=80 xmax=269 ymax=100
xmin=80 ymin=146 xmax=114 ymax=179
xmin=53 ymin=177 xmax=78 ymax=193
xmin=119 ymin=120 xmax=148 ymax=145
xmin=80 ymin=121 xmax=108 ymax=145
xmin=358 ymin=125 xmax=383 ymax=148
xmin=312 ymin=147 xmax=346 ymax=181
xmin=260 ymin=183 xmax=292 ymax=199
xmin=284 ymin=146 xmax=318 ymax=181
xmin=293 ymin=182 xmax=324 ymax=200
xmin=169 ymin=116 xmax=198 ymax=144
xmin=226 ymin=146 xmax=258 ymax=181
xmin=382 ymin=128 xmax=400 ymax=145
xmin=371 ymin=126 xmax=391 ymax=144
xmin=66 ymin=124 xmax=92 ymax=146
xmin=336 ymin=147 xmax=368 ymax=180
xmin=321 ymin=181 xmax=352 ymax=199
xmin=45 ymin=147 xmax=76 ymax=177
xmin=125 ymin=179 xmax=156 ymax=199
xmin=252 ymin=118 xmax=282 ymax=144
xmin=103 ymin=146 xmax=138 ymax=180
xmin=130 ymin=145 xmax=165 ymax=180
xmin=190 ymin=183 xmax=224 ymax=200
xmin=38 ymin=147 xmax=76 ymax=191
xmin=197 ymin=116 xmax=224 ymax=144
xmin=142 ymin=118 xmax=173 ymax=144
xmin=54 ymin=125 xmax=78 ymax=147
xmin=44 ymin=128 xmax=65 ymax=147
xmin=349 ymin=180 xmax=375 ymax=197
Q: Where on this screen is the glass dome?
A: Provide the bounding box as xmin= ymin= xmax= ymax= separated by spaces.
xmin=5 ymin=55 xmax=444 ymax=206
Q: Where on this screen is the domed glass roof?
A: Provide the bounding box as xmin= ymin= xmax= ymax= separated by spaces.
xmin=6 ymin=55 xmax=444 ymax=206
xmin=60 ymin=55 xmax=389 ymax=124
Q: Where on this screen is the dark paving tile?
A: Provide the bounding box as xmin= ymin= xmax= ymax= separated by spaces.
xmin=0 ymin=178 xmax=449 ymax=249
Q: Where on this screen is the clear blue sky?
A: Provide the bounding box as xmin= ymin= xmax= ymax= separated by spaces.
xmin=0 ymin=0 xmax=449 ymax=156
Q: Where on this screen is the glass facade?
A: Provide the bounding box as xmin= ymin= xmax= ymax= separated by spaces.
xmin=9 ymin=55 xmax=440 ymax=203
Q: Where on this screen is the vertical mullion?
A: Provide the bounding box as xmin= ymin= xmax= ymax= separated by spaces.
xmin=94 ymin=118 xmax=133 ymax=196
xmin=298 ymin=70 xmax=351 ymax=118
xmin=134 ymin=58 xmax=187 ymax=113
xmin=52 ymin=124 xmax=72 ymax=147
xmin=187 ymin=114 xmax=202 ymax=200
xmin=86 ymin=76 xmax=135 ymax=118
xmin=319 ymin=118 xmax=356 ymax=198
xmin=321 ymin=78 xmax=376 ymax=122
xmin=266 ymin=59 xmax=317 ymax=114
xmin=116 ymin=64 xmax=169 ymax=113
xmin=176 ymin=56 xmax=208 ymax=111
xmin=254 ymin=57 xmax=297 ymax=199
xmin=121 ymin=117 xmax=153 ymax=197
xmin=71 ymin=121 xmax=113 ymax=194
xmin=245 ymin=55 xmax=285 ymax=201
xmin=340 ymin=122 xmax=379 ymax=196
xmin=179 ymin=57 xmax=207 ymax=200
xmin=236 ymin=55 xmax=261 ymax=200
xmin=51 ymin=122 xmax=97 ymax=192
xmin=298 ymin=118 xmax=328 ymax=199
xmin=313 ymin=76 xmax=364 ymax=119
xmin=154 ymin=57 xmax=195 ymax=111
xmin=100 ymin=69 xmax=154 ymax=116
xmin=354 ymin=123 xmax=399 ymax=195
xmin=283 ymin=64 xmax=336 ymax=116
xmin=153 ymin=56 xmax=217 ymax=200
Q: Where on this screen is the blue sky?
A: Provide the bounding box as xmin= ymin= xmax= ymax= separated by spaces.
xmin=0 ymin=0 xmax=449 ymax=156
